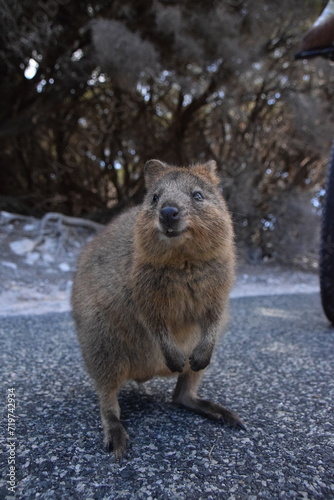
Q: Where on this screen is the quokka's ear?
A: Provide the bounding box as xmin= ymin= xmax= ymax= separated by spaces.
xmin=202 ymin=160 xmax=217 ymax=174
xmin=192 ymin=160 xmax=220 ymax=185
xmin=144 ymin=159 xmax=170 ymax=189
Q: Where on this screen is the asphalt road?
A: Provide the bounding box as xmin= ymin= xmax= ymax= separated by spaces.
xmin=0 ymin=293 xmax=333 ymax=499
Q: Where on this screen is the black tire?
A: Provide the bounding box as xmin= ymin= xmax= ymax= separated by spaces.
xmin=320 ymin=142 xmax=334 ymax=325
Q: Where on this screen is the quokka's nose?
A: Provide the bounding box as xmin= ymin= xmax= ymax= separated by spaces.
xmin=159 ymin=206 xmax=180 ymax=227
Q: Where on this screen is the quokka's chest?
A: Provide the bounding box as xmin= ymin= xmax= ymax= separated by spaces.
xmin=132 ymin=261 xmax=228 ymax=322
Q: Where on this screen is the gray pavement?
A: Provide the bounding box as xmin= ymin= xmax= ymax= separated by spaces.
xmin=0 ymin=293 xmax=333 ymax=499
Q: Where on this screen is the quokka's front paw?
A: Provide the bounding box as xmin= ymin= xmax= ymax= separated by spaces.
xmin=189 ymin=345 xmax=213 ymax=372
xmin=163 ymin=346 xmax=186 ymax=373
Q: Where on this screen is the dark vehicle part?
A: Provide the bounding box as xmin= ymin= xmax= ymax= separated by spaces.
xmin=295 ymin=0 xmax=334 ymax=324
xmin=320 ymin=146 xmax=334 ymax=325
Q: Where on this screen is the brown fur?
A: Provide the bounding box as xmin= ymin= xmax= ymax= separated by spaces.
xmin=72 ymin=159 xmax=245 ymax=459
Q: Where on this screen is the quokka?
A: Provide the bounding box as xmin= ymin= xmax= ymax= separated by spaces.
xmin=72 ymin=159 xmax=245 ymax=459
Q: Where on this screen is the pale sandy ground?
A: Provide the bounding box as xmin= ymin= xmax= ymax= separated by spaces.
xmin=0 ymin=211 xmax=320 ymax=316
xmin=0 ymin=263 xmax=320 ymax=316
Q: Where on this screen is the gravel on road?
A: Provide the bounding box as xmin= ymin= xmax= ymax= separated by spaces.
xmin=0 ymin=293 xmax=333 ymax=499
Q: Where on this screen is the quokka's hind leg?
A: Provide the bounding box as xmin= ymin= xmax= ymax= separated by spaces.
xmin=98 ymin=387 xmax=129 ymax=460
xmin=172 ymin=369 xmax=246 ymax=430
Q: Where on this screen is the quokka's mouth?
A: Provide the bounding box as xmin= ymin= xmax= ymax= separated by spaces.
xmin=165 ymin=228 xmax=181 ymax=238
xmin=160 ymin=226 xmax=186 ymax=238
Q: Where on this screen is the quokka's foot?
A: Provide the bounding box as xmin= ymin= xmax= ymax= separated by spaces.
xmin=104 ymin=421 xmax=129 ymax=461
xmin=175 ymin=396 xmax=246 ymax=430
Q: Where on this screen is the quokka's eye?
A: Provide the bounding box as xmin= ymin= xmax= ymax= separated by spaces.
xmin=152 ymin=194 xmax=159 ymax=203
xmin=193 ymin=191 xmax=204 ymax=201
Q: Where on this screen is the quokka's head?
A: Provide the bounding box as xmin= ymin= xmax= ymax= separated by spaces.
xmin=135 ymin=160 xmax=234 ymax=262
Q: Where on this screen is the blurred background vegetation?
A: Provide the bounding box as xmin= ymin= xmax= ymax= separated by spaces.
xmin=1 ymin=0 xmax=333 ymax=267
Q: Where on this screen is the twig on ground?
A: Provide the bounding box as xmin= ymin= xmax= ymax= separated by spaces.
xmin=39 ymin=212 xmax=103 ymax=232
